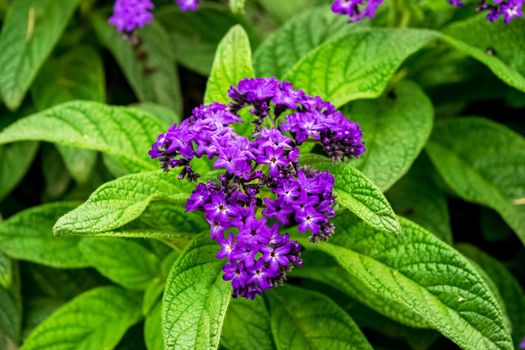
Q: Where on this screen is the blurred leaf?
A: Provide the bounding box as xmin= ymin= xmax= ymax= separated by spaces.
xmin=79 ymin=238 xmax=161 ymax=290
xmin=387 ymin=156 xmax=452 ymax=243
xmin=229 ymin=0 xmax=246 ymax=15
xmin=221 ymin=297 xmax=274 ymax=350
xmin=0 ymin=0 xmax=80 ymax=110
xmin=41 ymin=145 xmax=71 ymax=200
xmin=345 ymin=80 xmax=434 ymax=191
xmin=92 ymin=15 xmax=183 ymax=114
xmin=22 ymin=287 xmax=142 ymax=350
xmin=0 ymin=202 xmax=89 ymax=268
xmin=283 ymin=28 xmax=438 ymax=107
xmin=267 ymin=285 xmax=373 ymax=350
xmin=142 ymin=279 xmax=164 ymax=316
xmin=254 ymin=7 xmax=353 ymax=78
xmin=145 ymin=302 xmax=163 ymax=350
xmin=298 ymin=216 xmax=513 ymax=349
xmin=0 ymin=251 xmax=11 ymax=289
xmin=0 ymin=141 xmax=38 ymax=200
xmin=133 ymin=102 xmax=179 ymax=127
xmin=163 ymin=234 xmax=231 ymax=350
xmin=53 ymin=171 xmax=192 ymax=236
xmin=457 ymin=243 xmax=525 ymax=348
xmin=0 ymin=263 xmax=21 ymax=343
xmin=0 ymin=101 xmax=165 ymax=173
xmin=258 ymin=0 xmax=327 ymax=23
xmin=426 ymin=117 xmax=525 ymax=245
xmin=21 ymin=297 xmax=64 ymax=340
xmin=443 ymin=15 xmax=525 ymax=93
xmin=204 ymin=25 xmax=254 ymax=105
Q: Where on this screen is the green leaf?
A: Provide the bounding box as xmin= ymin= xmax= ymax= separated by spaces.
xmin=92 ymin=15 xmax=183 ymax=114
xmin=344 ymin=80 xmax=434 ymax=191
xmin=291 ymin=251 xmax=431 ymax=329
xmin=0 ymin=263 xmax=21 ymax=343
xmin=457 ymin=243 xmax=525 ymax=348
xmin=79 ymin=238 xmax=161 ymax=290
xmin=267 ymin=285 xmax=373 ymax=350
xmin=283 ymin=28 xmax=438 ymax=107
xmin=302 ymin=155 xmax=400 ymax=235
xmin=21 ymin=286 xmax=142 ymax=350
xmin=299 ymin=216 xmax=513 ymax=350
xmin=0 ymin=251 xmax=11 ymax=289
xmin=386 ymin=156 xmax=452 ymax=243
xmin=53 ymin=171 xmax=191 ymax=236
xmin=253 ymin=7 xmax=354 ymax=78
xmin=204 ymin=25 xmax=254 ymax=105
xmin=0 ymin=141 xmax=38 ymax=200
xmin=0 ymin=101 xmax=165 ymax=173
xmin=22 ymin=297 xmax=64 ymax=340
xmin=163 ymin=233 xmax=232 ymax=350
xmin=0 ymin=202 xmax=89 ymax=268
xmin=442 ymin=15 xmax=525 ymax=93
xmin=143 ymin=279 xmax=164 ymax=316
xmin=221 ymin=298 xmax=274 ymax=350
xmin=0 ymin=0 xmax=80 ymax=110
xmin=229 ymin=0 xmax=246 ymax=15
xmin=426 ymin=117 xmax=525 ymax=245
xmin=145 ymin=302 xmax=163 ymax=350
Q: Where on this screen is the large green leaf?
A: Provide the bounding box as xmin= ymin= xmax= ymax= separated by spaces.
xmin=21 ymin=286 xmax=142 ymax=350
xmin=221 ymin=298 xmax=274 ymax=350
xmin=0 ymin=202 xmax=89 ymax=268
xmin=426 ymin=117 xmax=525 ymax=245
xmin=0 ymin=101 xmax=165 ymax=173
xmin=267 ymin=285 xmax=373 ymax=350
xmin=283 ymin=28 xmax=438 ymax=107
xmin=145 ymin=302 xmax=163 ymax=350
xmin=386 ymin=156 xmax=452 ymax=243
xmin=442 ymin=15 xmax=525 ymax=93
xmin=0 ymin=0 xmax=80 ymax=110
xmin=298 ymin=216 xmax=513 ymax=349
xmin=79 ymin=238 xmax=161 ymax=290
xmin=204 ymin=25 xmax=254 ymax=105
xmin=345 ymin=80 xmax=434 ymax=191
xmin=253 ymin=7 xmax=353 ymax=78
xmin=163 ymin=233 xmax=232 ymax=350
xmin=92 ymin=15 xmax=182 ymax=114
xmin=53 ymin=171 xmax=191 ymax=236
xmin=291 ymin=251 xmax=431 ymax=329
xmin=0 ymin=141 xmax=38 ymax=200
xmin=457 ymin=244 xmax=525 ymax=348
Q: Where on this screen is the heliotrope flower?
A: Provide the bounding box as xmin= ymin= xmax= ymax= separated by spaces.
xmin=176 ymin=0 xmax=200 ymax=11
xmin=331 ymin=0 xmax=385 ymax=22
xmin=449 ymin=0 xmax=524 ymax=23
xmin=109 ymin=0 xmax=154 ymax=33
xmin=150 ymin=77 xmax=365 ymax=299
xmin=520 ymin=336 xmax=525 ymax=349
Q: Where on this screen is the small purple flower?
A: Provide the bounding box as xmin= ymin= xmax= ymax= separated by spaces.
xmin=109 ymin=0 xmax=154 ymax=33
xmin=331 ymin=0 xmax=384 ymax=22
xmin=175 ymin=0 xmax=199 ymax=12
xmin=448 ymin=0 xmax=524 ymax=23
xmin=150 ymin=77 xmax=365 ymax=298
xmin=520 ymin=336 xmax=525 ymax=349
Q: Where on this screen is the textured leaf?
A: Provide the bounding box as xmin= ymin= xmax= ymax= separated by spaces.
xmin=291 ymin=251 xmax=431 ymax=329
xmin=0 ymin=251 xmax=11 ymax=289
xmin=204 ymin=25 xmax=254 ymax=105
xmin=221 ymin=297 xmax=274 ymax=350
xmin=254 ymin=7 xmax=353 ymax=78
xmin=21 ymin=287 xmax=142 ymax=350
xmin=92 ymin=15 xmax=182 ymax=114
xmin=457 ymin=243 xmax=525 ymax=348
xmin=345 ymin=81 xmax=434 ymax=191
xmin=0 ymin=141 xmax=38 ymax=200
xmin=386 ymin=156 xmax=452 ymax=243
xmin=163 ymin=234 xmax=232 ymax=350
xmin=267 ymin=285 xmax=373 ymax=350
xmin=79 ymin=238 xmax=161 ymax=290
xmin=145 ymin=302 xmax=163 ymax=350
xmin=53 ymin=171 xmax=191 ymax=236
xmin=443 ymin=15 xmax=525 ymax=93
xmin=0 ymin=202 xmax=89 ymax=268
xmin=0 ymin=101 xmax=165 ymax=173
xmin=0 ymin=0 xmax=80 ymax=110
xmin=299 ymin=216 xmax=513 ymax=349
xmin=426 ymin=117 xmax=525 ymax=245
xmin=283 ymin=28 xmax=438 ymax=107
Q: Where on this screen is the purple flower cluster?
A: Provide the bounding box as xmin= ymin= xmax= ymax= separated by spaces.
xmin=521 ymin=337 xmax=525 ymax=349
xmin=109 ymin=0 xmax=200 ymax=33
xmin=449 ymin=0 xmax=523 ymax=23
xmin=150 ymin=78 xmax=364 ymax=298
xmin=331 ymin=0 xmax=384 ymax=22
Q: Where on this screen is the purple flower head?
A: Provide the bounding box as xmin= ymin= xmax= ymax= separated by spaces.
xmin=109 ymin=0 xmax=154 ymax=33
xmin=176 ymin=0 xmax=199 ymax=11
xmin=150 ymin=77 xmax=365 ymax=298
xmin=520 ymin=336 xmax=525 ymax=349
xmin=448 ymin=0 xmax=524 ymax=22
xmin=331 ymin=0 xmax=384 ymax=22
